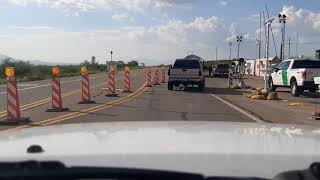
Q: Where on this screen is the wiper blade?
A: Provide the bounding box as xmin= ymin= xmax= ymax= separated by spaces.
xmin=0 ymin=160 xmax=204 ymax=180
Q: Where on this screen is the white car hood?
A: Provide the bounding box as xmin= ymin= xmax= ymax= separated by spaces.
xmin=0 ymin=121 xmax=320 ymax=178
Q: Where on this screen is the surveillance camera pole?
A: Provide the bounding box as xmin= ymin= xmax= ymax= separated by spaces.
xmin=262 ymin=18 xmax=275 ymax=93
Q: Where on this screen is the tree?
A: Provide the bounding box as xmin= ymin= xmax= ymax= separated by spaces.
xmin=82 ymin=59 xmax=90 ymax=66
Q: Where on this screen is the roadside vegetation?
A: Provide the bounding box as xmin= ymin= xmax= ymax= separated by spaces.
xmin=0 ymin=58 xmax=108 ymax=84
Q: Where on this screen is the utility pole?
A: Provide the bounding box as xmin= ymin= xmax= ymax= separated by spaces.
xmin=288 ymin=36 xmax=291 ymax=59
xmin=236 ymin=36 xmax=243 ymax=59
xmin=278 ymin=14 xmax=287 ymax=61
xmin=228 ymin=42 xmax=232 ymax=60
xmin=295 ymin=32 xmax=299 ymax=57
xmin=259 ymin=12 xmax=262 ymax=60
xmin=110 ymin=51 xmax=113 ymax=62
xmin=263 ymin=17 xmax=275 ymax=93
xmin=215 ymin=47 xmax=218 ymax=61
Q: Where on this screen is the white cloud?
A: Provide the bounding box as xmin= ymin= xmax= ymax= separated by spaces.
xmin=154 ymin=0 xmax=195 ymax=10
xmin=8 ymin=26 xmax=53 ymax=31
xmin=10 ymin=0 xmax=151 ymax=15
xmin=112 ymin=13 xmax=134 ymax=22
xmin=0 ymin=16 xmax=225 ymax=64
xmin=219 ymin=0 xmax=228 ymax=6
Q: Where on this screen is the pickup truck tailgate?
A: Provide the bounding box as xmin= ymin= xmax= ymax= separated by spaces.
xmin=306 ymin=69 xmax=320 ymax=81
xmin=170 ymin=69 xmax=200 ymax=77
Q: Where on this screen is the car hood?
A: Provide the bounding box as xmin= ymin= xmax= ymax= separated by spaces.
xmin=0 ymin=121 xmax=320 ymax=178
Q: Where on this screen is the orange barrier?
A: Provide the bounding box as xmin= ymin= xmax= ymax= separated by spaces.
xmin=161 ymin=68 xmax=166 ymax=83
xmin=146 ymin=68 xmax=153 ymax=87
xmin=46 ymin=66 xmax=69 ymax=112
xmin=106 ymin=68 xmax=118 ymax=97
xmin=79 ymin=74 xmax=95 ymax=104
xmin=123 ymin=67 xmax=133 ymax=93
xmin=153 ymin=68 xmax=160 ymax=85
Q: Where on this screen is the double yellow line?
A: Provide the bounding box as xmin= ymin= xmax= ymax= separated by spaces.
xmin=8 ymin=83 xmax=148 ymax=131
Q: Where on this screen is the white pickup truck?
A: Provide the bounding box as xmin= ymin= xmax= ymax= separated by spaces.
xmin=168 ymin=58 xmax=205 ymax=91
xmin=269 ymin=59 xmax=320 ymax=96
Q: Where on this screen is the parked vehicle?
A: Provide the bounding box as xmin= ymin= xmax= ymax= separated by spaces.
xmin=168 ymin=58 xmax=205 ymax=91
xmin=269 ymin=59 xmax=320 ymax=96
xmin=213 ymin=64 xmax=229 ymax=77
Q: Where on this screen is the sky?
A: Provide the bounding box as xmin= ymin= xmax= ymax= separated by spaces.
xmin=0 ymin=0 xmax=319 ymax=65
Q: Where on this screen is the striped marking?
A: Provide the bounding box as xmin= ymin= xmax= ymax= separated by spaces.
xmin=124 ymin=71 xmax=131 ymax=91
xmin=6 ymin=79 xmax=20 ymax=120
xmin=107 ymin=71 xmax=116 ymax=95
xmin=52 ymin=77 xmax=62 ymax=108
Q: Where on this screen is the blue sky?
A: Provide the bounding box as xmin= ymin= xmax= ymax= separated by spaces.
xmin=0 ymin=0 xmax=319 ymax=64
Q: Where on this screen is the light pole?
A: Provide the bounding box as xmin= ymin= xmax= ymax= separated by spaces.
xmin=278 ymin=13 xmax=286 ymax=61
xmin=263 ymin=17 xmax=275 ymax=93
xmin=228 ymin=42 xmax=232 ymax=60
xmin=110 ymin=51 xmax=113 ymax=62
xmin=236 ymin=36 xmax=243 ymax=59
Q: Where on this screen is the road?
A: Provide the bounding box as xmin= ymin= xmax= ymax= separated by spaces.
xmin=0 ymin=69 xmax=257 ymax=131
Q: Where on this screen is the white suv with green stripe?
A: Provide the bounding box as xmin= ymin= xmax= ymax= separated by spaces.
xmin=269 ymin=59 xmax=320 ymax=96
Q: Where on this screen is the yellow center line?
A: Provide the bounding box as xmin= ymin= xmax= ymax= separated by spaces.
xmin=5 ymin=83 xmax=148 ymax=131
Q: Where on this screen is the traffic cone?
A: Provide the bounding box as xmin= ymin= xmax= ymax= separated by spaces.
xmin=123 ymin=67 xmax=133 ymax=93
xmin=46 ymin=66 xmax=69 ymax=112
xmin=146 ymin=68 xmax=153 ymax=87
xmin=161 ymin=68 xmax=166 ymax=83
xmin=153 ymin=68 xmax=160 ymax=85
xmin=106 ymin=68 xmax=118 ymax=97
xmin=79 ymin=74 xmax=95 ymax=104
xmin=0 ymin=70 xmax=30 ymax=125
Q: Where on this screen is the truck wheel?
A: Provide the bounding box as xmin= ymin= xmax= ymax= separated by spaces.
xmin=268 ymin=78 xmax=277 ymax=92
xmin=290 ymin=79 xmax=303 ymax=97
xmin=168 ymin=82 xmax=173 ymax=90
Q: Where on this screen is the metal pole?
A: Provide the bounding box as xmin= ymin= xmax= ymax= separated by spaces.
xmin=263 ymin=19 xmax=273 ymax=93
xmin=237 ymin=42 xmax=240 ymax=59
xmin=259 ymin=12 xmax=261 ymax=60
xmin=283 ymin=22 xmax=286 ymax=60
xmin=216 ymin=47 xmax=218 ymax=61
xmin=229 ymin=42 xmax=232 ymax=60
xmin=296 ymin=32 xmax=298 ymax=57
xmin=288 ymin=36 xmax=291 ymax=59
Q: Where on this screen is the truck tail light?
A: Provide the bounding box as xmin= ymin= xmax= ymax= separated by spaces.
xmin=302 ymin=71 xmax=306 ymax=80
xmin=199 ymin=69 xmax=202 ymax=76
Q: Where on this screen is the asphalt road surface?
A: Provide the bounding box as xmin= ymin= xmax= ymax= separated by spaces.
xmin=1 ymin=70 xmax=256 ymax=131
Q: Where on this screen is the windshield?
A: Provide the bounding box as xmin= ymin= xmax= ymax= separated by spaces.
xmin=173 ymin=60 xmax=200 ymax=69
xmin=292 ymin=60 xmax=320 ymax=69
xmin=0 ymin=0 xmax=320 ymax=179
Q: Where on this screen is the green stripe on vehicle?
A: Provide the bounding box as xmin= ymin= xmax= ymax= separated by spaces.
xmin=282 ymin=70 xmax=288 ymax=85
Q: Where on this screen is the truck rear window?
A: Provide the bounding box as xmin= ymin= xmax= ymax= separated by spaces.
xmin=216 ymin=64 xmax=229 ymax=69
xmin=292 ymin=60 xmax=320 ymax=69
xmin=173 ymin=60 xmax=200 ymax=69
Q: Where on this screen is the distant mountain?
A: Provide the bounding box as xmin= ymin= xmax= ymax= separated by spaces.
xmin=29 ymin=60 xmax=73 ymax=66
xmin=0 ymin=53 xmax=75 ymax=65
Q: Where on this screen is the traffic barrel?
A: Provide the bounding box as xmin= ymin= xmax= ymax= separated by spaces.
xmin=1 ymin=67 xmax=30 ymax=125
xmin=123 ymin=66 xmax=133 ymax=93
xmin=153 ymin=68 xmax=160 ymax=85
xmin=146 ymin=68 xmax=153 ymax=87
xmin=79 ymin=66 xmax=95 ymax=104
xmin=161 ymin=67 xmax=166 ymax=83
xmin=106 ymin=67 xmax=118 ymax=97
xmin=46 ymin=66 xmax=69 ymax=112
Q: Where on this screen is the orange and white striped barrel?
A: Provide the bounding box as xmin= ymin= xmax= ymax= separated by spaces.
xmin=6 ymin=77 xmax=21 ymax=121
xmin=153 ymin=68 xmax=160 ymax=85
xmin=106 ymin=68 xmax=118 ymax=96
xmin=52 ymin=76 xmax=63 ymax=109
xmin=161 ymin=68 xmax=166 ymax=83
xmin=79 ymin=74 xmax=95 ymax=104
xmin=146 ymin=68 xmax=152 ymax=87
xmin=123 ymin=68 xmax=132 ymax=93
